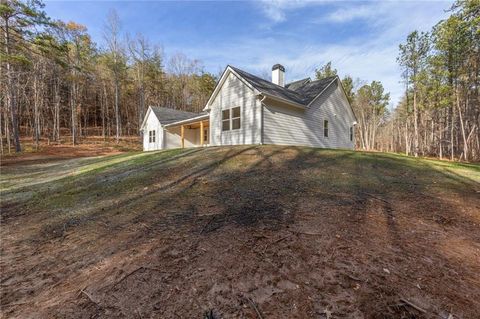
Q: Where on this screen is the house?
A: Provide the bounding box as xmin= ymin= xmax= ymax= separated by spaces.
xmin=141 ymin=64 xmax=356 ymax=151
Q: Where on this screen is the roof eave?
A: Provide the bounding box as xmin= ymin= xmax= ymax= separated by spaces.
xmin=203 ymin=66 xmax=259 ymax=111
xmin=140 ymin=106 xmax=153 ymax=131
xmin=260 ymin=93 xmax=306 ymax=110
xmin=163 ymin=114 xmax=210 ymax=127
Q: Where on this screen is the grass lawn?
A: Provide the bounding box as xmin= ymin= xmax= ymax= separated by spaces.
xmin=1 ymin=146 xmax=479 ymax=318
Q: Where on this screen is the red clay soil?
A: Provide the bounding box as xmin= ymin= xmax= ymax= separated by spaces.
xmin=1 ymin=146 xmax=479 ymax=318
xmin=0 ymin=138 xmax=140 ymax=167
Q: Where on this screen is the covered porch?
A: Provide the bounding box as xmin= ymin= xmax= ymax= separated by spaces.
xmin=164 ymin=114 xmax=210 ymax=148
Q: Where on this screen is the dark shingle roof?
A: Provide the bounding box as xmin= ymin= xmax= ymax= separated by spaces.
xmin=229 ymin=66 xmax=305 ymax=105
xmin=285 ymin=78 xmax=311 ymax=91
xmin=293 ymin=76 xmax=338 ymax=104
xmin=229 ymin=66 xmax=336 ymax=106
xmin=150 ymin=106 xmax=206 ymax=124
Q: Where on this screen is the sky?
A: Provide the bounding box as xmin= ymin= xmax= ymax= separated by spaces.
xmin=44 ymin=0 xmax=453 ymax=107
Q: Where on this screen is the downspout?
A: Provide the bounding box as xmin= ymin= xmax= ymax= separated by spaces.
xmin=259 ymin=94 xmax=267 ymax=145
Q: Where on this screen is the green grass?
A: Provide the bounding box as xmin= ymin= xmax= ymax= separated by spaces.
xmin=3 ymin=146 xmax=478 ymax=215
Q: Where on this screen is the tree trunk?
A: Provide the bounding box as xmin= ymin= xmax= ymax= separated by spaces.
xmin=4 ymin=19 xmax=21 ymax=152
xmin=450 ymin=105 xmax=455 ymax=161
xmin=71 ymin=79 xmax=77 ymax=145
xmin=456 ymin=88 xmax=468 ymax=161
xmin=102 ymin=81 xmax=107 ymax=140
xmin=114 ymin=78 xmax=120 ymax=143
xmin=54 ymin=76 xmax=61 ymax=142
xmin=413 ymin=88 xmax=419 ymax=157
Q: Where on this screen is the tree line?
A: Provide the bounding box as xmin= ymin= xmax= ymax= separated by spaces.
xmin=387 ymin=0 xmax=479 ymax=161
xmin=1 ymin=0 xmax=216 ymax=153
xmin=317 ymin=1 xmax=478 ymax=161
xmin=2 ymin=0 xmax=478 ymax=161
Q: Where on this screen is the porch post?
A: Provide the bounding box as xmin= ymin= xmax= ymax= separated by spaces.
xmin=181 ymin=125 xmax=185 ymax=148
xmin=200 ymin=121 xmax=204 ymax=146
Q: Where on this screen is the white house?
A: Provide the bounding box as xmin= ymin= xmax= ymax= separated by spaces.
xmin=141 ymin=64 xmax=357 ymax=151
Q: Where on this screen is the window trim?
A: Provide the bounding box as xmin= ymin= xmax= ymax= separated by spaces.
xmin=222 ymin=109 xmax=230 ymax=131
xmin=231 ymin=106 xmax=241 ymax=130
xmin=203 ymin=128 xmax=208 ymax=142
xmin=149 ymin=130 xmax=156 ymax=143
xmin=221 ymin=107 xmax=241 ymax=131
xmin=323 ymin=120 xmax=329 ymax=138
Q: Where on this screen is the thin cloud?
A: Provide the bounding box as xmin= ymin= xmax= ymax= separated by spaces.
xmin=258 ymin=0 xmax=311 ymax=23
xmin=326 ymin=5 xmax=377 ymax=23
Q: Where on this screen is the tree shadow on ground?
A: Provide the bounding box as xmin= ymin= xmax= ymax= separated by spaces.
xmin=2 ymin=146 xmax=480 ymax=318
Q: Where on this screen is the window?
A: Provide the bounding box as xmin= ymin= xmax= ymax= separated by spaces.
xmin=222 ymin=109 xmax=230 ymax=131
xmin=324 ymin=120 xmax=329 ymax=137
xmin=149 ymin=130 xmax=156 ymax=143
xmin=221 ymin=107 xmax=241 ymax=131
xmin=204 ymin=128 xmax=208 ymax=142
xmin=231 ymin=107 xmax=241 ymax=130
xmin=350 ymin=126 xmax=353 ymax=141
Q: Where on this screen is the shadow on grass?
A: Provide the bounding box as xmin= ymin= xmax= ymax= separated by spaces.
xmin=2 ymin=145 xmax=480 ymax=317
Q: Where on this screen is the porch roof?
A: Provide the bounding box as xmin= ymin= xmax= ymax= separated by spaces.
xmin=163 ymin=114 xmax=209 ymax=127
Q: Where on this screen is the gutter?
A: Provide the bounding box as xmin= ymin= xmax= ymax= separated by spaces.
xmin=261 ymin=93 xmax=306 ymax=109
xmin=163 ymin=114 xmax=209 ymax=127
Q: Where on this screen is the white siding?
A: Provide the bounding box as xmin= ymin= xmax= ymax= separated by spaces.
xmin=142 ymin=110 xmax=163 ymax=151
xmin=209 ymin=72 xmax=262 ymax=146
xmin=263 ymin=80 xmax=356 ymax=149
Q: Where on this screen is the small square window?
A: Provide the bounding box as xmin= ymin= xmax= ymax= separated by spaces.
xmin=232 ymin=107 xmax=240 ymax=118
xmin=149 ymin=130 xmax=156 ymax=143
xmin=232 ymin=118 xmax=240 ymax=130
xmin=222 ymin=109 xmax=230 ymax=120
xmin=222 ymin=120 xmax=230 ymax=131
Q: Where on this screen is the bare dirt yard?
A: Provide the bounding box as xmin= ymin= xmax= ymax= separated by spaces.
xmin=1 ymin=146 xmax=479 ymax=318
xmin=0 ymin=136 xmax=141 ymax=167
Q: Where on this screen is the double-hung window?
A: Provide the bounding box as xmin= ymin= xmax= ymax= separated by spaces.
xmin=231 ymin=107 xmax=241 ymax=130
xmin=149 ymin=130 xmax=156 ymax=143
xmin=222 ymin=110 xmax=230 ymax=131
xmin=323 ymin=120 xmax=329 ymax=137
xmin=350 ymin=126 xmax=353 ymax=141
xmin=222 ymin=107 xmax=241 ymax=131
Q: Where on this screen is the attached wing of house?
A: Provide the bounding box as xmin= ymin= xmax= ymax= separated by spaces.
xmin=141 ymin=106 xmax=208 ymax=151
xmin=141 ymin=64 xmax=357 ymax=151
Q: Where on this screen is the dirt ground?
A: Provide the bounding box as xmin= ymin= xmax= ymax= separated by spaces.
xmin=0 ymin=137 xmax=140 ymax=167
xmin=1 ymin=146 xmax=479 ymax=318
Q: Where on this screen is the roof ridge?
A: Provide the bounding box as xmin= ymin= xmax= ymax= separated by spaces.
xmin=286 ymin=77 xmax=311 ymax=85
xmin=309 ymin=76 xmax=337 ymax=83
xmin=229 ymin=65 xmax=305 ymax=97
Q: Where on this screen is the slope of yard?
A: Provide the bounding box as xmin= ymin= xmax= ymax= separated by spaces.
xmin=1 ymin=146 xmax=479 ymax=318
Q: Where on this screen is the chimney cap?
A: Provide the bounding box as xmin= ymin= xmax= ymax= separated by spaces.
xmin=272 ymin=64 xmax=285 ymax=72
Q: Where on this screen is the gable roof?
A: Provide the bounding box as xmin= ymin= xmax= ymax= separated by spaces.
xmin=229 ymin=66 xmax=307 ymax=105
xmin=293 ymin=76 xmax=338 ymax=105
xmin=204 ymin=65 xmax=354 ymax=120
xmin=150 ymin=106 xmax=206 ymax=125
xmin=141 ymin=106 xmax=207 ymax=129
xmin=228 ymin=66 xmax=337 ymax=106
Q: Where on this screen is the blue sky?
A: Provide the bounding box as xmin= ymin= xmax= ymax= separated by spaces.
xmin=44 ymin=0 xmax=453 ymax=107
